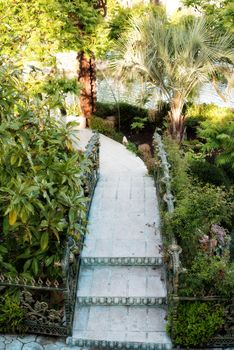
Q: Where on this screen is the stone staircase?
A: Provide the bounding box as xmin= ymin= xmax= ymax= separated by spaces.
xmin=67 ymin=132 xmax=172 ymax=350
xmin=69 ymin=261 xmax=170 ymax=349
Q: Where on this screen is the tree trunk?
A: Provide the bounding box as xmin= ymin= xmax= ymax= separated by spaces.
xmin=77 ymin=1 xmax=106 ymax=126
xmin=168 ymin=95 xmax=185 ymax=143
xmin=77 ymin=52 xmax=97 ymax=125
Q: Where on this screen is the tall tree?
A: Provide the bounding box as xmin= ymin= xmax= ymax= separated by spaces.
xmin=113 ymin=13 xmax=234 ymax=141
xmin=0 ymin=0 xmax=103 ymax=121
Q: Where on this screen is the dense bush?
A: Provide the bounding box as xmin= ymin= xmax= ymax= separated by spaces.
xmin=163 ymin=136 xmax=233 ymax=268
xmin=164 ymin=182 xmax=232 ymax=265
xmin=91 ymin=115 xmax=123 ymax=142
xmin=0 ymin=292 xmax=26 ymax=333
xmin=180 ymin=254 xmax=234 ymax=298
xmin=96 ymin=101 xmax=148 ymax=129
xmin=188 ymin=159 xmax=231 ymax=187
xmin=168 ymin=301 xmax=224 ymax=347
xmin=95 ymin=101 xmax=165 ymax=132
xmin=0 ymin=62 xmax=87 ymax=280
xmin=163 ymin=136 xmax=190 ymax=199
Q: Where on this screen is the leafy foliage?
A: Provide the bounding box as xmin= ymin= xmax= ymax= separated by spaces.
xmin=126 ymin=142 xmax=139 ymax=155
xmin=168 ymin=301 xmax=225 ymax=347
xmin=0 ymin=62 xmax=87 ymax=279
xmin=95 ymin=102 xmax=158 ymax=132
xmin=180 ymin=253 xmax=234 ymax=297
xmin=164 ymin=182 xmax=232 ymax=265
xmin=183 ymin=0 xmax=234 ymax=32
xmin=188 ymin=159 xmax=231 ymax=187
xmin=163 ymin=136 xmax=233 ymax=267
xmin=198 ymin=114 xmax=234 ymax=169
xmin=0 ymin=0 xmax=102 ymax=64
xmin=0 ymin=292 xmax=26 ymax=333
xmin=185 ymin=103 xmax=234 ymax=127
xmin=91 ymin=115 xmax=123 ymax=142
xmin=131 ymin=117 xmax=148 ymax=132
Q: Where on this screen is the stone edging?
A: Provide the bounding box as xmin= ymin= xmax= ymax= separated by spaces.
xmin=67 ymin=338 xmax=172 ymax=350
xmin=77 ymin=296 xmax=167 ymax=306
xmin=81 ymin=257 xmax=163 ymax=266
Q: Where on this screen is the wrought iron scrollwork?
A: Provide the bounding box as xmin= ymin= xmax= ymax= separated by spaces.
xmin=224 ymin=303 xmax=234 ymax=335
xmin=20 ymin=290 xmax=63 ymax=326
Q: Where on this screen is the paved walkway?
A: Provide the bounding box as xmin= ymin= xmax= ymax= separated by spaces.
xmin=69 ymin=130 xmax=171 ymax=349
xmin=1 ymin=130 xmax=171 ymax=350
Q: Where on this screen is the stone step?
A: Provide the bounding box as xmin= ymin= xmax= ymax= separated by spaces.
xmin=77 ymin=266 xmax=167 ymax=305
xmin=70 ymin=306 xmax=172 ymax=350
xmin=81 ymin=256 xmax=163 ymax=267
xmin=82 ymin=237 xmax=163 ymax=262
xmin=81 ymin=233 xmax=164 ymax=268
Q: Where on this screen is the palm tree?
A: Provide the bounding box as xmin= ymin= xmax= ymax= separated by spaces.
xmin=113 ymin=13 xmax=234 ymax=141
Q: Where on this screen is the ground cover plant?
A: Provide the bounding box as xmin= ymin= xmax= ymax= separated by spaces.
xmin=169 ymin=301 xmax=225 ymax=347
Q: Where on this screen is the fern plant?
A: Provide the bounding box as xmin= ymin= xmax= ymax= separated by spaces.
xmin=198 ymin=114 xmax=234 ymax=169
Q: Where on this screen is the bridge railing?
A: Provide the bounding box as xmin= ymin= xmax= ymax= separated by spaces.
xmin=153 ymin=131 xmax=182 ymax=297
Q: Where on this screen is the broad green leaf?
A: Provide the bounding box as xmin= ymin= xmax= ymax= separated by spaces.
xmin=2 ymin=262 xmax=17 ymax=273
xmin=9 ymin=210 xmax=17 ymax=225
xmin=45 ymin=255 xmax=54 ymax=267
xmin=2 ymin=217 xmax=9 ymax=233
xmin=0 ymin=245 xmax=8 ymax=254
xmin=40 ymin=232 xmax=49 ymax=251
xmin=23 ymin=259 xmax=32 ymax=272
xmin=17 ymin=248 xmax=31 ymax=259
xmin=10 ymin=154 xmax=18 ymax=165
xmin=32 ymin=258 xmax=39 ymax=276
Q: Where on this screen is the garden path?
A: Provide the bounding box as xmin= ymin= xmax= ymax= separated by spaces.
xmin=68 ymin=130 xmax=171 ymax=350
xmin=0 ymin=130 xmax=171 ymax=350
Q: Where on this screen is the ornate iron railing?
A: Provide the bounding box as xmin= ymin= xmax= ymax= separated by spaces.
xmin=0 ymin=132 xmax=100 ymax=336
xmin=153 ymin=130 xmax=234 ymax=348
xmin=153 ymin=131 xmax=183 ymax=297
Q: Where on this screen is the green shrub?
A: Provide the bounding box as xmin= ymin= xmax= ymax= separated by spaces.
xmin=95 ymin=102 xmax=160 ymax=131
xmin=163 ymin=136 xmax=190 ymax=198
xmin=189 ymin=159 xmax=231 ymax=187
xmin=91 ymin=115 xmax=123 ymax=142
xmin=126 ymin=141 xmax=138 ymax=154
xmin=0 ymin=292 xmax=26 ymax=333
xmin=95 ymin=102 xmax=117 ymax=118
xmin=180 ymin=254 xmax=234 ymax=298
xmin=164 ymin=183 xmax=232 ymax=265
xmin=163 ymin=136 xmax=233 ymax=264
xmin=91 ymin=115 xmax=115 ymax=135
xmin=168 ymin=301 xmax=224 ymax=347
xmin=0 ymin=61 xmax=87 ymax=280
